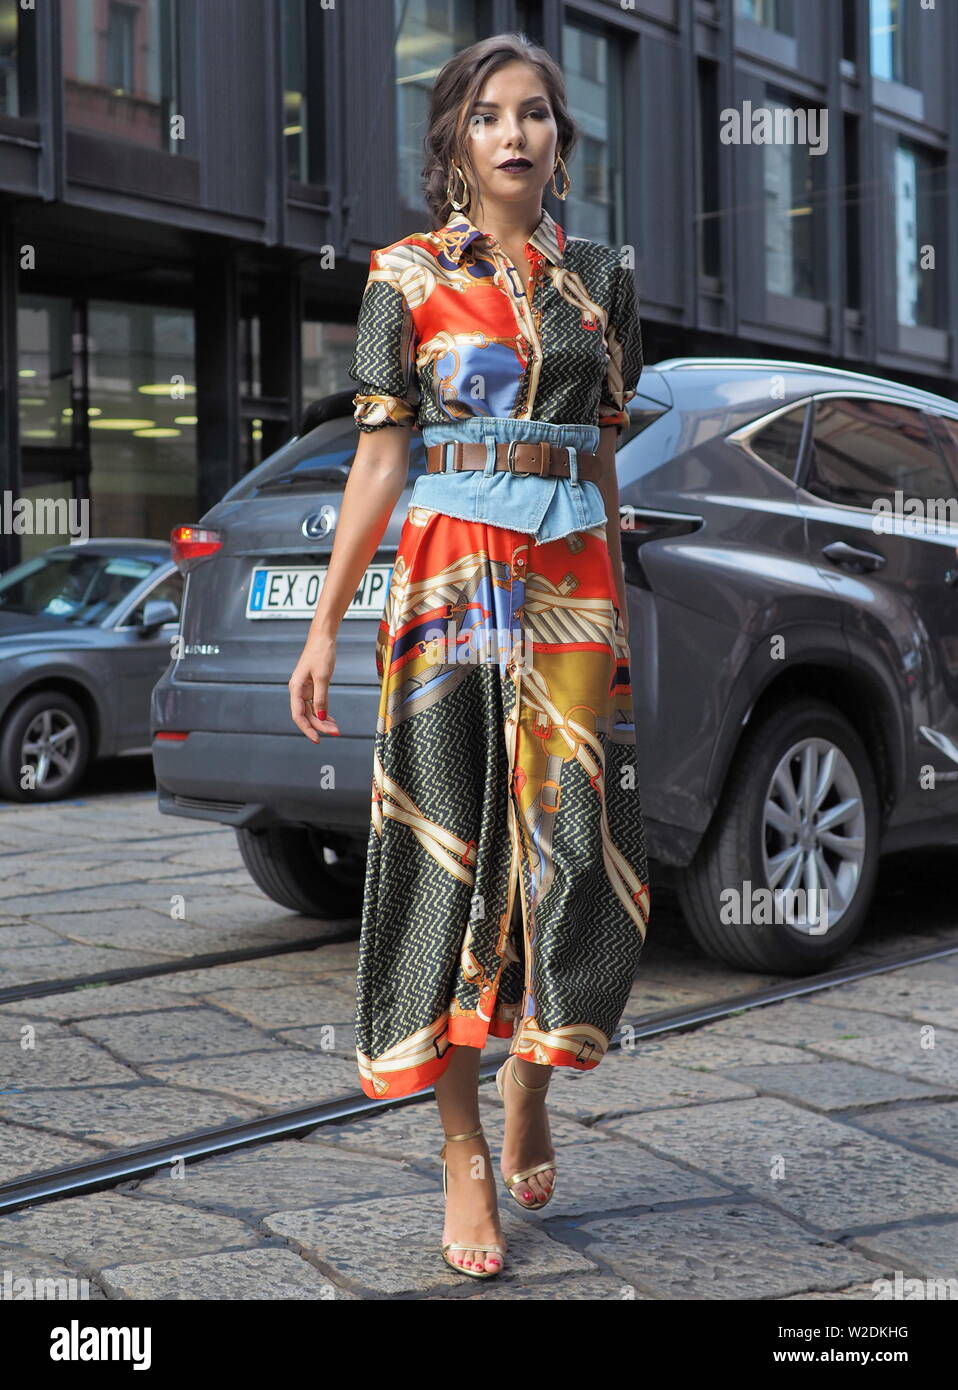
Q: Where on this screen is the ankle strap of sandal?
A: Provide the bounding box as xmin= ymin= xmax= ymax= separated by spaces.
xmin=443 ymin=1125 xmax=484 ymax=1142
xmin=509 ymin=1058 xmax=549 ymax=1091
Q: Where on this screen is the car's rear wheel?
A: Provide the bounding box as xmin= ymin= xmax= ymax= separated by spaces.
xmin=235 ymin=825 xmax=366 ymax=918
xmin=676 ymin=697 xmax=881 ymax=974
xmin=0 ymin=691 xmax=91 ymax=802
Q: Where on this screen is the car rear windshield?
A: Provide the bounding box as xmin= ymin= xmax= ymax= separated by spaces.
xmin=225 ymin=415 xmax=430 ymax=501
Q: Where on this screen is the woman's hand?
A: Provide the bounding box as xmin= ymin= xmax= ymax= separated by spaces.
xmin=289 ymin=628 xmax=341 ymax=742
xmin=286 ymin=423 xmax=411 ymax=742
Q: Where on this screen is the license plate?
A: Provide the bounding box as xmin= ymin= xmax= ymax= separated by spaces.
xmin=246 ymin=564 xmax=393 ymax=619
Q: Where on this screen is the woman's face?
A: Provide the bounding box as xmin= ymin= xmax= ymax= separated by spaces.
xmin=462 ymin=60 xmax=558 ymax=212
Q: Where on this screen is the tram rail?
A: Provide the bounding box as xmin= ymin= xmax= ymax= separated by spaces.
xmin=1 ymin=935 xmax=955 ymax=1216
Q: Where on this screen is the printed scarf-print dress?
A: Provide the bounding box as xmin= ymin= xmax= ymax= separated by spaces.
xmin=348 ymin=206 xmax=650 ymax=1099
xmin=355 ymin=504 xmax=649 ymax=1099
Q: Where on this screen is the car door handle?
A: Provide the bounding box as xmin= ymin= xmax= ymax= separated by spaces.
xmin=821 ymin=541 xmax=887 ymax=572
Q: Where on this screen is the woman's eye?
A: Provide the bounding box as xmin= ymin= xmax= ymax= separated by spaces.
xmin=473 ymin=110 xmax=549 ymax=124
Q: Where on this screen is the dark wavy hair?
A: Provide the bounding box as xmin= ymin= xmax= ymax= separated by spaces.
xmin=423 ymin=33 xmax=578 ymax=228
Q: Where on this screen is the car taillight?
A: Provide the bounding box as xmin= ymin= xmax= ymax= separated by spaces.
xmin=171 ymin=525 xmax=223 ymax=570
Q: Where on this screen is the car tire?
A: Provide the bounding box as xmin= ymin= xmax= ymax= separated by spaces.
xmin=235 ymin=825 xmax=365 ymax=918
xmin=676 ymin=697 xmax=881 ymax=974
xmin=0 ymin=691 xmax=91 ymax=802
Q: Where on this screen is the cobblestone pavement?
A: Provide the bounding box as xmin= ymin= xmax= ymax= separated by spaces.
xmin=1 ymin=789 xmax=956 ymax=1299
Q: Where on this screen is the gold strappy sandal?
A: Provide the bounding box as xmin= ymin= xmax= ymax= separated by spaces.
xmin=439 ymin=1124 xmax=506 ymax=1279
xmin=495 ymin=1056 xmax=557 ymax=1210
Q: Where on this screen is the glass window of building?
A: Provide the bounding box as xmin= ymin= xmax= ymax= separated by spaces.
xmin=0 ymin=0 xmax=23 ymax=115
xmin=894 ymin=139 xmax=946 ymax=329
xmin=763 ymin=87 xmax=827 ymax=300
xmin=395 ymin=0 xmax=482 ymax=212
xmin=282 ymin=0 xmax=326 ymax=185
xmin=869 ymin=0 xmax=904 ymax=82
xmin=841 ymin=0 xmax=857 ymax=62
xmin=18 ymin=297 xmax=75 ymax=451
xmin=736 ymin=0 xmax=795 ymax=34
xmin=87 ymin=302 xmax=196 ymax=540
xmin=696 ymin=59 xmax=720 ymax=279
xmin=61 ymin=0 xmax=180 ymax=151
xmin=303 ymin=319 xmax=356 ymax=423
xmin=514 ymin=1 xmax=544 ymax=46
xmin=560 ymin=21 xmax=625 ymax=247
xmin=843 ymin=115 xmax=861 ymax=311
xmin=17 ymin=296 xmax=80 ymax=555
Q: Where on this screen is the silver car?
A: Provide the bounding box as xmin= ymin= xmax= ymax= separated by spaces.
xmin=152 ymin=362 xmax=958 ymax=973
xmin=0 ymin=539 xmax=182 ymax=801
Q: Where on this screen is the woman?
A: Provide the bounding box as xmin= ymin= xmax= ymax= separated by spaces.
xmin=289 ymin=32 xmax=650 ymax=1281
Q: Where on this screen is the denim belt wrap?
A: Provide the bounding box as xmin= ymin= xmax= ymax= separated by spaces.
xmin=410 ymin=416 xmax=607 ymax=544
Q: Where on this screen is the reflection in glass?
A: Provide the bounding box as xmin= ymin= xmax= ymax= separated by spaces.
xmin=395 ymin=0 xmax=479 ymax=211
xmin=844 ymin=116 xmax=861 ymax=311
xmin=87 ymin=302 xmax=196 ymax=539
xmin=0 ymin=0 xmax=20 ymax=114
xmin=303 ymin=319 xmax=356 ymax=421
xmin=0 ymin=549 xmax=161 ymax=625
xmin=763 ymin=89 xmax=827 ymax=300
xmin=18 ymin=297 xmax=74 ymax=448
xmin=809 ymin=398 xmax=948 ymax=508
xmin=869 ymin=0 xmax=903 ymax=82
xmin=894 ymin=140 xmax=945 ymax=329
xmin=561 ymin=23 xmax=621 ymax=246
xmin=284 ymin=0 xmax=307 ymax=180
xmin=747 ymin=404 xmax=807 ymax=481
xmin=282 ymin=0 xmax=325 ymax=184
xmin=736 ymin=0 xmax=795 ymax=35
xmin=62 ymin=0 xmax=179 ymax=151
xmin=696 ymin=60 xmax=720 ymax=279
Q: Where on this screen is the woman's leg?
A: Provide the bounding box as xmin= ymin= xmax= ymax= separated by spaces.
xmin=434 ymin=1045 xmax=504 ymax=1273
xmin=499 ymin=1057 xmax=556 ymax=1205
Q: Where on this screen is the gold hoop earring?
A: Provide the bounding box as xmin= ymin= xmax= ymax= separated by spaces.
xmin=446 ymin=163 xmax=470 ymax=211
xmin=550 ymin=154 xmax=571 ymax=201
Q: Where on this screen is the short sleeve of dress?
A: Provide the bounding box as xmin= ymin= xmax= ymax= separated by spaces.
xmin=598 ymin=260 xmax=643 ymax=433
xmin=346 ymin=250 xmax=420 ymax=432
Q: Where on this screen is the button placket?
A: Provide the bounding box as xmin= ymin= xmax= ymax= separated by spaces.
xmin=509 ymin=246 xmax=544 ymax=420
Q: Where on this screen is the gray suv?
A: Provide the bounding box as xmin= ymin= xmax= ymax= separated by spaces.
xmin=152 ymin=361 xmax=958 ymax=973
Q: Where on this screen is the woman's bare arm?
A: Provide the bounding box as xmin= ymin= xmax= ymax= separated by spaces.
xmin=288 ymin=424 xmax=412 ymax=741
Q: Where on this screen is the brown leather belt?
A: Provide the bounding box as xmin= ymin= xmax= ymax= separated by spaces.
xmin=425 ymin=439 xmax=603 ymax=482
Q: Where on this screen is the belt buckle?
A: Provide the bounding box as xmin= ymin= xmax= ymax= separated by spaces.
xmin=507 ymin=441 xmax=548 ymax=475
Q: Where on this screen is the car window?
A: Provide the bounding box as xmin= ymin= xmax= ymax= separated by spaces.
xmin=744 ymin=403 xmax=808 ymax=481
xmin=0 ymin=551 xmax=159 ymax=625
xmin=618 ymin=406 xmax=669 ymax=450
xmin=120 ymin=571 xmax=184 ymax=627
xmin=804 ymin=397 xmax=951 ymax=509
xmin=929 ymin=414 xmax=958 ymax=485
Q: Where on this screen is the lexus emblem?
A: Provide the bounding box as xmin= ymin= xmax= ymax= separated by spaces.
xmin=302 ymin=506 xmax=337 ymax=539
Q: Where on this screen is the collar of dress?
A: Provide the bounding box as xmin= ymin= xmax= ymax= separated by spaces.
xmin=439 ymin=206 xmax=566 ymax=267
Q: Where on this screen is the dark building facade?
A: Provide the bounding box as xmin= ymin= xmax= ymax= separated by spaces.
xmin=0 ymin=0 xmax=955 ymax=570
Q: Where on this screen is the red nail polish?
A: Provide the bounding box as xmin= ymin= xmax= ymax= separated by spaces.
xmin=315 ymin=708 xmax=326 ymax=718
